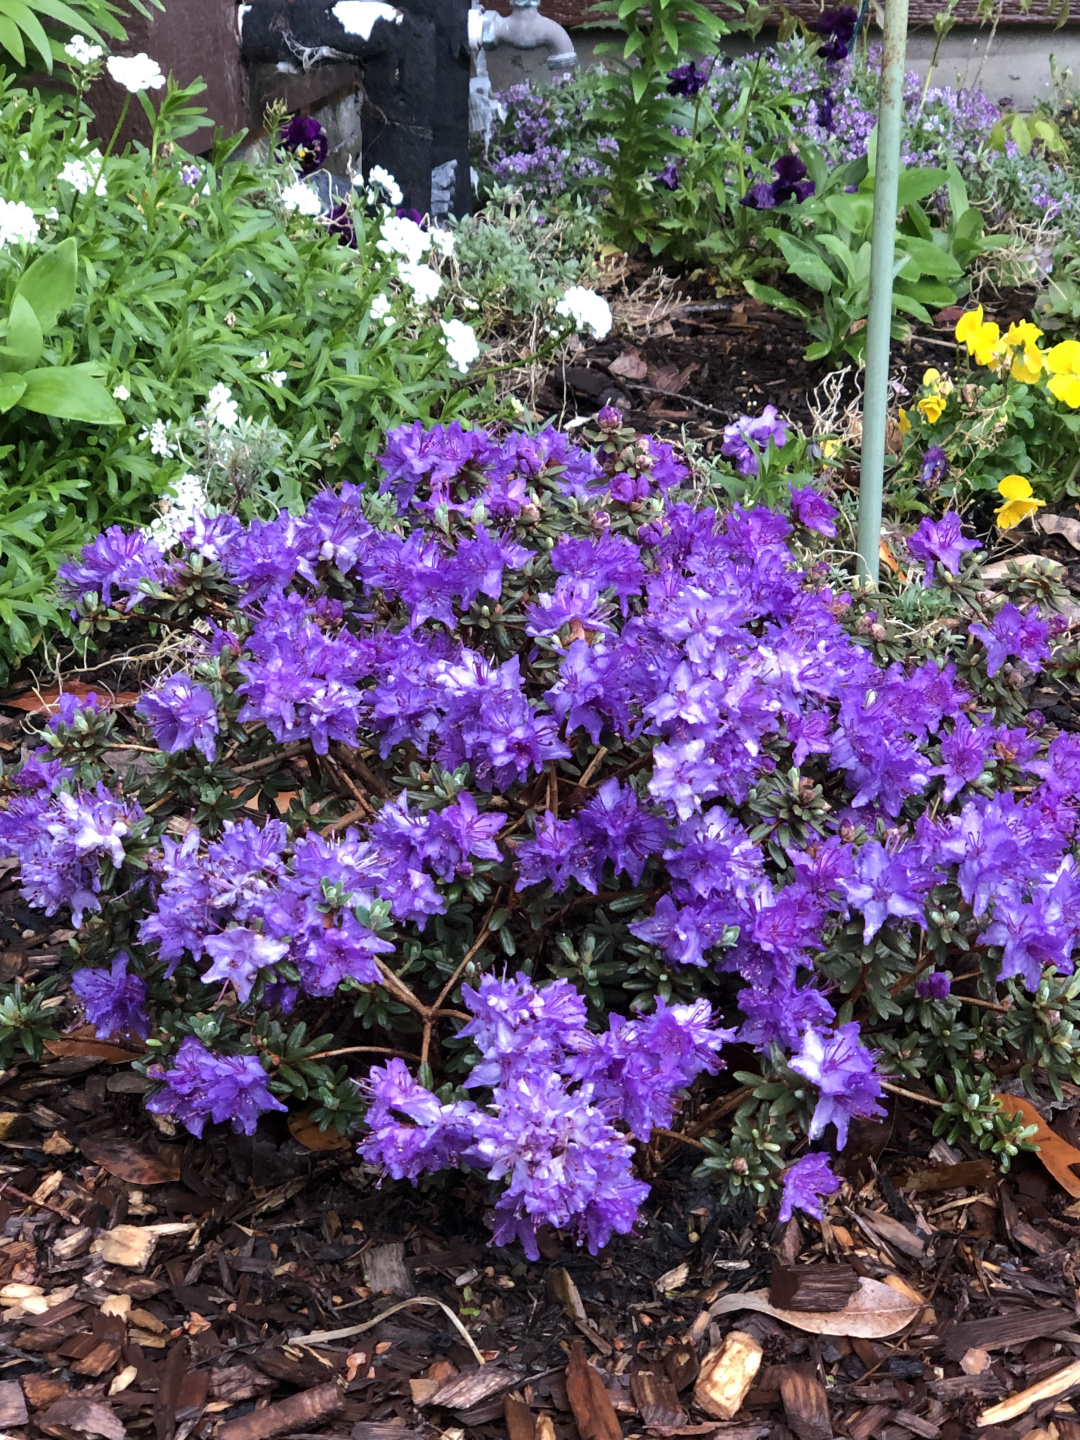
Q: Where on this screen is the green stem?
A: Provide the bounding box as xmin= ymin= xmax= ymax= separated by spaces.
xmin=101 ymin=92 xmax=131 ymax=162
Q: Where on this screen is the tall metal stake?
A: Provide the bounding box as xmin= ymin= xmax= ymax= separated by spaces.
xmin=856 ymin=0 xmax=910 ymax=584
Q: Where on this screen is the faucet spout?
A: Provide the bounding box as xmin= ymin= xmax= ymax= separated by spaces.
xmin=473 ymin=1 xmax=578 ymax=70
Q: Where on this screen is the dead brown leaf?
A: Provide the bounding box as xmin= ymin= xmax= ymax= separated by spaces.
xmin=709 ymin=1277 xmax=920 ymax=1338
xmin=46 ymin=1028 xmax=144 ymax=1064
xmin=608 ymin=348 xmax=648 ymax=381
xmin=646 ymin=362 xmax=698 ymax=395
xmin=995 ymin=1093 xmax=1080 ymax=1198
xmin=78 ymin=1132 xmax=181 ymax=1186
xmin=1036 ymin=513 xmax=1080 ymax=551
xmin=287 ymin=1112 xmax=352 ymax=1152
xmin=4 ymin=683 xmax=139 ymax=715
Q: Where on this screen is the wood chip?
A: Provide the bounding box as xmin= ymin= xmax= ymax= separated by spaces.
xmin=216 ymin=1380 xmax=344 ymax=1440
xmin=944 ymin=1308 xmax=1073 ymax=1360
xmin=422 ymin=1367 xmax=519 ymax=1413
xmin=547 ymin=1266 xmax=611 ymax=1355
xmin=566 ymin=1341 xmax=621 ymax=1440
xmin=978 ymin=1358 xmax=1080 ymax=1427
xmin=898 ymin=1161 xmax=995 ymax=1193
xmin=0 ymin=1382 xmax=27 ymax=1428
xmin=629 ymin=1367 xmax=686 ymax=1429
xmin=960 ymin=1348 xmax=991 ymax=1375
xmin=770 ymin=1266 xmax=861 ymax=1313
xmin=361 ymin=1242 xmax=413 ymax=1298
xmin=693 ymin=1331 xmax=763 ymax=1421
xmin=893 ymin=1411 xmax=940 ymax=1438
xmin=40 ymin=1397 xmax=126 ymax=1440
xmin=504 ymin=1392 xmax=535 ymax=1440
xmin=779 ymin=1364 xmax=832 ymax=1440
xmin=92 ymin=1223 xmax=194 ymax=1271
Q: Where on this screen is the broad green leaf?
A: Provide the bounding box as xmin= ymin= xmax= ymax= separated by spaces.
xmin=896 ymin=168 xmax=948 ymax=210
xmin=0 ymin=374 xmax=26 ymax=413
xmin=15 ymin=238 xmax=77 ymax=332
xmin=945 ymin=161 xmax=970 ymax=219
xmin=742 ymin=279 xmax=811 ymax=320
xmin=1010 ymin=114 xmax=1032 ymax=157
xmin=0 ymin=0 xmax=52 ymax=71
xmin=19 ymin=364 xmax=123 ymax=424
xmin=4 ymin=295 xmax=42 ymax=368
xmin=898 ymin=235 xmax=963 ymax=280
xmin=774 ymin=233 xmax=836 ymax=295
xmin=0 ymin=12 xmax=23 ymax=64
xmin=823 ymin=191 xmax=873 ymax=234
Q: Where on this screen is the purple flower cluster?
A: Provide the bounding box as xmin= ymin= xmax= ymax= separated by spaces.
xmin=7 ymin=412 xmax=1076 ymax=1256
xmin=361 ymin=974 xmax=731 ymax=1258
xmin=739 ymin=154 xmax=815 ymax=211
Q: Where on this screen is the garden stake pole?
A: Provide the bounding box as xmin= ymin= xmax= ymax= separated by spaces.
xmin=856 ymin=0 xmax=909 ymax=584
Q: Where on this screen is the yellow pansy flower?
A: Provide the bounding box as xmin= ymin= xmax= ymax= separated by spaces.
xmin=955 ymin=307 xmax=984 ymax=350
xmin=995 ymin=474 xmax=1045 ymax=530
xmin=897 ymin=407 xmax=910 ymax=436
xmin=970 ymin=321 xmax=1003 ymax=369
xmin=922 ymin=368 xmax=942 ymax=389
xmin=1005 ymin=320 xmax=1043 ymax=349
xmin=917 ymin=394 xmax=947 ymax=424
xmin=1047 ymin=340 xmax=1080 ymax=408
xmin=1010 ymin=345 xmax=1044 ymax=384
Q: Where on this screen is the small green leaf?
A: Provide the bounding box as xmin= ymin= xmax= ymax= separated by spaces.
xmin=0 ymin=373 xmax=26 ymax=413
xmin=4 ymin=295 xmax=42 ymax=368
xmin=19 ymin=364 xmax=123 ymax=424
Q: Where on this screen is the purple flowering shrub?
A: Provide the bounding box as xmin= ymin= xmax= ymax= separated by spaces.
xmin=2 ymin=410 xmax=1078 ymax=1254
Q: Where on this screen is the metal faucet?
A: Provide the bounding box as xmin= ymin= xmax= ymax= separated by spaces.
xmin=469 ymin=0 xmax=578 ymax=71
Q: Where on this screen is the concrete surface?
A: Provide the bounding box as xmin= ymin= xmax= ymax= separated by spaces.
xmin=484 ymin=25 xmax=1080 ymax=108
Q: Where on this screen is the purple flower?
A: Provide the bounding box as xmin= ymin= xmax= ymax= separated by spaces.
xmin=740 ymin=181 xmax=779 ymax=211
xmin=772 ymin=152 xmax=816 ymax=204
xmin=146 ymin=1037 xmax=287 ymax=1138
xmin=906 ymin=513 xmax=980 ymax=586
xmin=778 ymin=1152 xmax=841 ymax=1222
xmin=970 ymin=603 xmax=1051 ymax=677
xmin=179 ymin=162 xmax=200 ymax=186
xmin=279 ymin=114 xmax=328 ymax=174
xmin=916 ymin=971 xmax=951 ymax=1000
xmin=814 ymin=87 xmax=835 ymax=131
xmin=789 ymin=484 xmax=838 ymax=536
xmin=790 ymin=1023 xmax=885 ymax=1149
xmin=812 ymin=6 xmax=859 ymax=62
xmin=137 ymin=674 xmax=219 ymax=761
xmin=360 ymin=1058 xmax=475 ymax=1181
xmin=920 ymin=445 xmax=948 ymax=485
xmin=72 ymin=953 xmax=149 ymax=1040
xmin=721 ymin=408 xmax=789 ymax=476
xmin=656 ymin=162 xmax=680 ymax=190
xmin=47 ymin=691 xmax=101 ymax=732
xmin=202 ymin=927 xmax=289 ymax=1002
xmin=931 ymin=716 xmax=993 ymax=802
xmin=666 ymin=61 xmax=708 ymax=96
xmin=58 ymin=527 xmax=166 ymax=610
xmin=324 ymin=201 xmax=356 ymax=247
xmin=840 ymin=841 xmax=926 ymax=942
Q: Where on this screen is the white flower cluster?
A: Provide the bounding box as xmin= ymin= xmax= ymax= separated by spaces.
xmin=370 ymin=293 xmax=394 ymax=327
xmin=64 ymin=35 xmax=104 ymax=65
xmin=257 ymin=352 xmax=287 ymax=388
xmin=112 ymin=384 xmax=130 ymax=402
xmin=106 ymin=53 xmax=166 ymax=93
xmin=555 ymin=286 xmax=613 ymax=341
xmin=376 ymin=215 xmax=455 ymax=306
xmin=366 ymin=165 xmax=402 ymax=207
xmin=440 ymin=319 xmax=480 ymax=374
xmin=58 ymin=151 xmax=105 ymax=196
xmin=204 ymin=383 xmax=239 ymax=428
xmin=139 ymin=418 xmax=175 ymax=458
xmin=280 ymin=181 xmax=322 ymax=217
xmin=0 ymin=199 xmax=38 ymax=249
xmin=146 ymin=473 xmax=209 ymax=549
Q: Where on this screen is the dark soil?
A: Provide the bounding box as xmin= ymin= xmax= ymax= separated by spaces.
xmin=537 ymin=270 xmax=1039 ymax=450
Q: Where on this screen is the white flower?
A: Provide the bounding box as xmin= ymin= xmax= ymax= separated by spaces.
xmin=257 ymin=351 xmax=271 ymax=370
xmin=64 ymin=34 xmax=104 ymax=65
xmin=280 ymin=181 xmax=322 ymax=216
xmin=377 ymin=215 xmax=428 ymax=266
xmin=204 ymin=383 xmax=239 ymax=428
xmin=371 ymin=293 xmax=391 ymax=320
xmin=269 ymin=371 xmax=287 ymax=388
xmin=139 ymin=419 xmax=175 ymax=458
xmin=398 ymin=262 xmax=443 ymax=305
xmin=112 ymin=384 xmax=130 ymax=401
xmin=367 ymin=165 xmax=403 ymax=206
xmin=428 ymin=227 xmax=455 ymax=258
xmin=106 ymin=53 xmax=166 ymax=93
xmin=462 ymin=297 xmax=480 ymax=312
xmin=147 ymin=473 xmax=210 ymax=549
xmin=440 ymin=319 xmax=480 ymax=374
xmin=58 ymin=152 xmax=105 ymax=196
xmin=0 ymin=199 xmax=39 ymax=249
xmin=555 ymin=286 xmax=613 ymax=341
